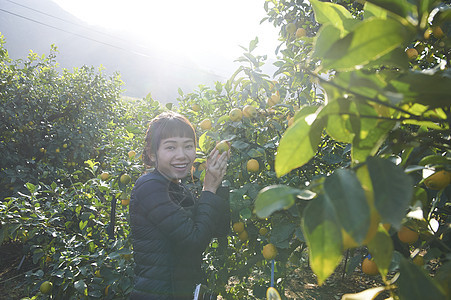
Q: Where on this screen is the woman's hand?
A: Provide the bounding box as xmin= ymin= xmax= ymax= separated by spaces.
xmin=202 ymin=147 xmax=230 ymax=194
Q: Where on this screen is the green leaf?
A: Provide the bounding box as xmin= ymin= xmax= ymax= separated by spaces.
xmin=418 ymin=155 xmax=451 ymax=166
xmin=364 ymin=2 xmax=388 ymax=19
xmin=74 ymin=280 xmax=88 ymax=295
xmin=253 ymin=185 xmax=300 ymax=218
xmin=388 ymin=71 xmax=451 ymax=108
xmin=319 ymin=98 xmax=355 ymax=143
xmin=365 ymin=0 xmax=414 ymax=19
xmin=320 ymin=18 xmax=412 ymax=71
xmin=269 ymin=221 xmax=296 ymax=249
xmin=351 ymin=103 xmax=395 ymax=163
xmin=324 ymin=169 xmax=370 ymax=244
xmin=249 ymin=37 xmax=259 ymax=52
xmin=367 ymin=227 xmax=394 ymax=278
xmin=310 ymin=0 xmax=354 ymax=31
xmin=275 ymin=111 xmax=325 ymax=177
xmin=398 ymin=258 xmax=447 ymax=300
xmin=367 ymin=157 xmax=413 ymax=229
xmin=302 ymin=195 xmax=343 ymax=285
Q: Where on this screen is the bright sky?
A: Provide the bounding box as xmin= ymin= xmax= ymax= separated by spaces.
xmin=52 ymin=0 xmax=280 ymax=77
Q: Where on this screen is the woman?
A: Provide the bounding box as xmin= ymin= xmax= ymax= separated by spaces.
xmin=129 ymin=111 xmax=230 ymax=299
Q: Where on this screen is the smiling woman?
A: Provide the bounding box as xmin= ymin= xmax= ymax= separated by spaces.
xmin=53 ymin=0 xmax=279 ymax=74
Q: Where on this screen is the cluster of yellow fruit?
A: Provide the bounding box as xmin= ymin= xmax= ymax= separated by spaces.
xmin=229 ymin=105 xmax=259 ymax=122
xmin=232 ymin=221 xmax=249 ymax=241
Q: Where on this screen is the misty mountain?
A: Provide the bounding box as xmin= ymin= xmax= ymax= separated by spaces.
xmin=0 ymin=0 xmax=227 ymax=103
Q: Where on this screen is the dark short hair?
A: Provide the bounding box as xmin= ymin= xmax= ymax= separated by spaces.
xmin=142 ymin=111 xmax=196 ymax=167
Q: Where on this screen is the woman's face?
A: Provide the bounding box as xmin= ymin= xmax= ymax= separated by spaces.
xmin=152 ymin=136 xmax=196 ymax=180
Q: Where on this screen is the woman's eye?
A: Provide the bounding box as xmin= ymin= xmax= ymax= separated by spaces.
xmin=186 ymin=145 xmax=194 ymax=149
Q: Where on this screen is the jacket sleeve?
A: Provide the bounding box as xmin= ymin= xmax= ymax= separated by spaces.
xmin=213 ymin=186 xmax=230 ymax=238
xmin=133 ymin=179 xmax=224 ymax=252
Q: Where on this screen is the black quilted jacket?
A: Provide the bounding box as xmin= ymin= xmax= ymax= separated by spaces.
xmin=129 ymin=170 xmax=230 ymax=299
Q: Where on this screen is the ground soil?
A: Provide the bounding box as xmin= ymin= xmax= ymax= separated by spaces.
xmin=1 ymin=242 xmax=389 ymax=300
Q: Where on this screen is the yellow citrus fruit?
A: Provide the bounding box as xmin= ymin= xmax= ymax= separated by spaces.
xmin=433 ymin=26 xmax=444 ymax=39
xmin=128 ymin=150 xmax=136 ymax=159
xmin=362 ymin=257 xmax=379 ymax=275
xmin=55 ymin=148 xmax=60 ymax=153
xmin=295 ymin=28 xmax=306 ymax=38
xmin=120 ymin=174 xmax=131 ymax=185
xmin=246 ymin=159 xmax=259 ymax=172
xmin=413 ymin=255 xmax=425 ymax=266
xmin=63 ymin=143 xmax=68 ymax=149
xmin=424 ymin=170 xmax=451 ymax=190
xmin=238 ymin=230 xmax=249 ymax=241
xmin=39 ymin=147 xmax=45 ymax=153
xmin=397 ymin=226 xmax=419 ymax=244
xmin=286 ymin=23 xmax=297 ymax=34
xmin=191 ymin=103 xmax=201 ymax=112
xmin=267 ymin=94 xmax=280 ymax=106
xmin=40 ymin=281 xmax=53 ymax=294
xmin=259 ymin=227 xmax=268 ymax=236
xmin=243 ymin=105 xmax=257 ymax=118
xmin=229 ymin=108 xmax=243 ymax=122
xmin=215 ymin=140 xmax=230 ymax=154
xmin=263 ymin=243 xmax=278 ymax=260
xmin=100 ymin=172 xmax=109 ymax=181
xmin=424 ymin=28 xmax=433 ymax=39
xmin=266 ymin=287 xmax=282 ymax=300
xmin=199 ymin=119 xmax=212 ymax=130
xmin=121 ymin=199 xmax=130 ymax=206
xmin=232 ymin=222 xmax=245 ymax=234
xmin=406 ymin=48 xmax=418 ymax=60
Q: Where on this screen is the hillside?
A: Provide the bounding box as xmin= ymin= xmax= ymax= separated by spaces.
xmin=0 ymin=0 xmax=225 ymax=102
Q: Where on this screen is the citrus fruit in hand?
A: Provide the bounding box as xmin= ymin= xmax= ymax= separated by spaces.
xmin=246 ymin=159 xmax=259 ymax=172
xmin=120 ymin=174 xmax=131 ymax=185
xmin=40 ymin=281 xmax=53 ymax=294
xmin=243 ymin=105 xmax=257 ymax=118
xmin=199 ymin=119 xmax=212 ymax=130
xmin=362 ymin=257 xmax=379 ymax=275
xmin=215 ymin=140 xmax=230 ymax=154
xmin=266 ymin=287 xmax=281 ymax=300
xmin=397 ymin=226 xmax=419 ymax=244
xmin=262 ymin=243 xmax=277 ymax=260
xmin=232 ymin=221 xmax=245 ymax=233
xmin=229 ymin=108 xmax=243 ymax=122
xmin=424 ymin=170 xmax=451 ymax=190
